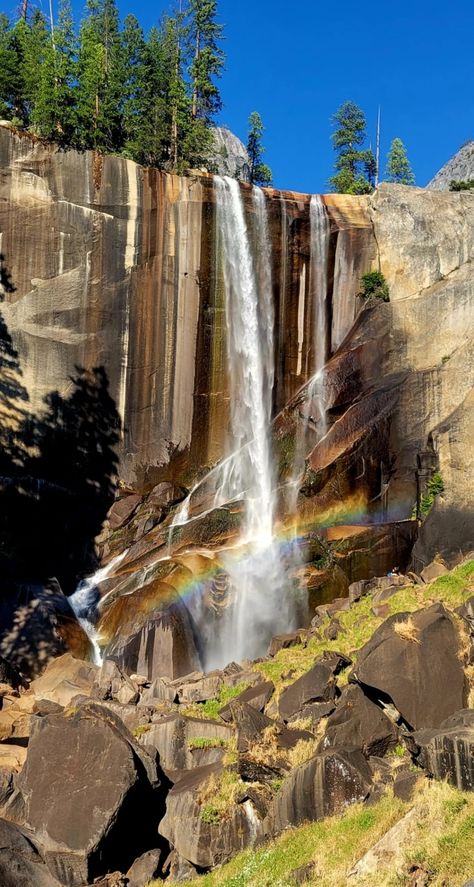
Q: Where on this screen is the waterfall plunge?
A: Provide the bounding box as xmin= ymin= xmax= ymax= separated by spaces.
xmin=201 ymin=177 xmax=296 ymax=669
xmin=308 ymin=195 xmax=331 ymax=432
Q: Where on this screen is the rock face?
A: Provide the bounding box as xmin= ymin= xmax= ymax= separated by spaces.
xmin=159 ymin=764 xmax=262 ymax=869
xmin=319 ymin=683 xmax=399 ymax=757
xmin=427 ymin=141 xmax=474 ymax=190
xmin=209 ymin=127 xmax=250 ymax=182
xmin=0 ymin=818 xmax=62 ymax=887
xmin=412 ymin=709 xmax=474 ymax=790
xmin=266 ymin=749 xmax=372 ymax=834
xmin=17 ymin=703 xmax=164 ymax=886
xmin=350 ymin=604 xmax=466 ymax=729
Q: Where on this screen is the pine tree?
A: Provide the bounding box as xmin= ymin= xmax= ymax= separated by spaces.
xmin=0 ymin=15 xmax=24 ymax=121
xmin=385 ymin=137 xmax=415 ymax=185
xmin=247 ymin=111 xmax=272 ymax=186
xmin=32 ymin=0 xmax=77 ymax=143
xmin=188 ymin=0 xmax=224 ymax=123
xmin=330 ymin=101 xmax=374 ymax=194
xmin=76 ymin=0 xmax=124 ymax=152
xmin=12 ymin=12 xmax=49 ymax=127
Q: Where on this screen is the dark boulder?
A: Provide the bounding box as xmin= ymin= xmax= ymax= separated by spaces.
xmin=126 ymin=848 xmax=164 ymax=887
xmin=287 ymin=700 xmax=336 ymax=726
xmin=219 ymin=681 xmax=274 ymax=721
xmin=141 ymin=712 xmax=233 ymax=773
xmin=278 ymin=662 xmax=336 ymax=722
xmin=17 ymin=702 xmax=166 ymax=886
xmin=350 ymin=604 xmax=466 ymax=729
xmin=267 ymin=633 xmax=304 ymax=657
xmin=320 ymin=684 xmax=399 ymax=758
xmin=159 ymin=763 xmax=262 ymax=869
xmin=266 ymin=749 xmax=372 ymax=834
xmin=106 ymin=599 xmax=200 ymax=681
xmin=0 ymin=818 xmax=61 ymax=887
xmin=412 ymin=709 xmax=474 ymax=790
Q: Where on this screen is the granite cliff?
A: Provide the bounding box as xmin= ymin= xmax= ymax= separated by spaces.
xmin=0 ymin=127 xmax=474 ymax=887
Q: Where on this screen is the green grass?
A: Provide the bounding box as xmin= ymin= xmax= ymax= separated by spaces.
xmin=184 ymin=682 xmax=250 ymax=720
xmin=188 ymin=737 xmax=227 ymax=749
xmin=254 ymin=560 xmax=474 ymax=697
xmin=147 ymin=782 xmax=474 ymax=887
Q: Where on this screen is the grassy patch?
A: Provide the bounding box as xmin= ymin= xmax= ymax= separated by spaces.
xmin=184 ymin=682 xmax=250 ymax=720
xmin=150 ymin=782 xmax=474 ymax=887
xmin=188 ymin=737 xmax=227 ymax=750
xmin=132 ymin=724 xmax=151 ymax=738
xmin=196 ymin=768 xmax=243 ymax=822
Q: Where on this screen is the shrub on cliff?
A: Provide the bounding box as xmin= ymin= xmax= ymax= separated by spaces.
xmin=358 ymin=270 xmax=390 ymax=303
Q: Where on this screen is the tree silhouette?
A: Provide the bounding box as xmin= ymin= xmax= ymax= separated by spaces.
xmin=0 ymin=256 xmax=121 ymax=594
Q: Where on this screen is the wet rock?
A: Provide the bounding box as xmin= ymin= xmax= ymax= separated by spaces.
xmin=107 ymin=599 xmax=201 ymax=681
xmin=126 ymin=848 xmax=164 ymax=887
xmin=30 ymin=653 xmax=98 ymax=708
xmin=17 ymin=702 xmax=164 ymax=886
xmin=278 ymin=662 xmax=337 ymax=722
xmin=141 ymin=713 xmax=233 ymax=773
xmin=412 ymin=709 xmax=474 ymax=790
xmin=0 ymin=818 xmax=62 ymax=887
xmin=350 ymin=604 xmax=466 ymax=729
xmin=266 ymin=749 xmax=372 ymax=834
xmin=320 ymin=684 xmax=399 ymax=758
xmin=147 ymin=482 xmax=186 ymax=509
xmin=420 ymin=561 xmax=448 ymax=583
xmin=159 ymin=763 xmax=262 ymax=869
xmin=219 ymin=681 xmax=274 ymax=721
xmin=267 ymin=632 xmax=304 ymax=657
xmin=107 ymin=494 xmax=141 ymax=530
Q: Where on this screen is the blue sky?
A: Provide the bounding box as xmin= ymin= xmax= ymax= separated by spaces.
xmin=76 ymin=0 xmax=474 ymax=192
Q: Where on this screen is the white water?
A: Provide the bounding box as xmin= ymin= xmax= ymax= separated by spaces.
xmin=69 ymin=551 xmax=127 ymax=666
xmin=199 ymin=177 xmax=295 ymax=669
xmin=308 ymin=195 xmax=331 ymax=433
xmin=286 ymin=196 xmax=331 ymax=515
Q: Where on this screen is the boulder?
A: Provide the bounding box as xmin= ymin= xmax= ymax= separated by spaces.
xmin=350 ymin=604 xmax=466 ymax=729
xmin=230 ymin=703 xmax=312 ymax=758
xmin=412 ymin=709 xmax=474 ymax=790
xmin=287 ymin=700 xmax=336 ymax=726
xmin=266 ymin=749 xmax=372 ymax=834
xmin=126 ymin=848 xmax=164 ymax=887
xmin=319 ymin=684 xmax=399 ymax=758
xmin=107 ymin=600 xmax=200 ymax=681
xmin=141 ymin=713 xmax=233 ymax=773
xmin=17 ymin=702 xmax=164 ymax=886
xmin=169 ymin=670 xmax=223 ymax=704
xmin=420 ymin=561 xmax=448 ymax=583
xmin=267 ymin=633 xmax=304 ymax=657
xmin=30 ymin=654 xmax=98 ymax=708
xmin=159 ymin=763 xmax=262 ymax=869
xmin=219 ymin=681 xmax=274 ymax=721
xmin=0 ymin=818 xmax=62 ymax=887
xmin=278 ymin=662 xmax=336 ymax=722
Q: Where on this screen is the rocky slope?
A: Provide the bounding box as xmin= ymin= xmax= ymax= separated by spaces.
xmin=0 ymin=558 xmax=473 ymax=886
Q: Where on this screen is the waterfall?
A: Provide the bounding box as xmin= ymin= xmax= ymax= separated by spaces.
xmin=308 ymin=195 xmax=331 ymax=433
xmin=69 ymin=552 xmax=127 ymax=666
xmin=286 ymin=196 xmax=330 ymax=514
xmin=200 ymin=176 xmax=295 ymax=668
